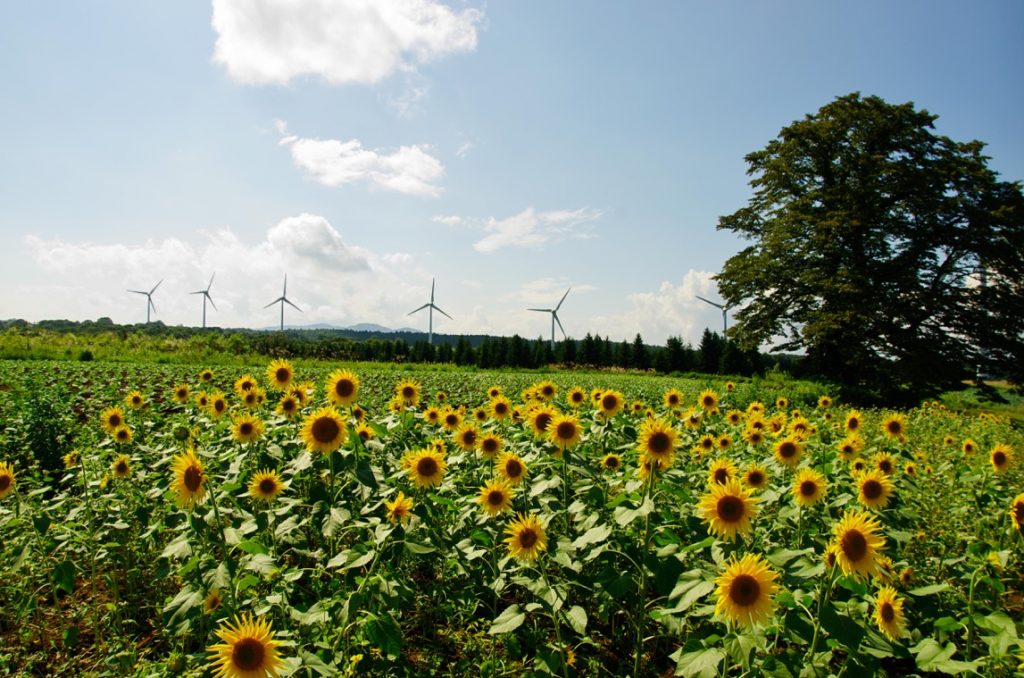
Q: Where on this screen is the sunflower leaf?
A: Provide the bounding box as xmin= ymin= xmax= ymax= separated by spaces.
xmin=489 ymin=604 xmax=526 ymax=635
xmin=907 ymin=583 xmax=950 ymax=596
xmin=565 ymin=605 xmax=587 ymax=635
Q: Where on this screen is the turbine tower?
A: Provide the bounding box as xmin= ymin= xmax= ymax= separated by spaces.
xmin=190 ymin=273 xmax=217 ymax=329
xmin=696 ymin=295 xmax=730 ymax=334
xmin=407 ymin=277 xmax=452 ymax=344
xmin=128 ymin=280 xmax=162 ymax=324
xmin=264 ymin=275 xmax=301 ymax=331
xmin=528 ymin=287 xmax=570 ymax=349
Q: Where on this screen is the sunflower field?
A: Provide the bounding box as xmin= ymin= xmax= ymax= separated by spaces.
xmin=0 ymin=360 xmax=1022 ymax=676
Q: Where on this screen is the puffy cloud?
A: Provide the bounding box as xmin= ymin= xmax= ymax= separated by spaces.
xmin=431 ymin=215 xmax=463 ymax=226
xmin=212 ymin=0 xmax=482 ymax=86
xmin=22 ymin=214 xmax=424 ymax=328
xmin=277 ymin=120 xmax=444 ymax=197
xmin=466 ymin=207 xmax=603 ymax=253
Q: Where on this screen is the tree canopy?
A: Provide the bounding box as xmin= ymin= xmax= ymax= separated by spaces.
xmin=716 ymin=93 xmax=1024 ymax=399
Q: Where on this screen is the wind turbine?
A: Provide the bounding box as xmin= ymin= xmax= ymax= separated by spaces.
xmin=528 ymin=287 xmax=570 ymax=349
xmin=696 ymin=295 xmax=730 ymax=334
xmin=264 ymin=275 xmax=301 ymax=331
xmin=128 ymin=280 xmax=162 ymax=324
xmin=191 ymin=273 xmax=217 ymax=329
xmin=407 ymin=277 xmax=452 ymax=344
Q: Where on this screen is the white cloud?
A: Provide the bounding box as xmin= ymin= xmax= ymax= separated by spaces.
xmin=431 ymin=215 xmax=463 ymax=226
xmin=21 ymin=214 xmax=429 ymax=328
xmin=455 ymin=142 xmax=474 ymax=158
xmin=509 ymin=277 xmax=596 ymax=305
xmin=212 ymin=0 xmax=482 ymax=86
xmin=277 ymin=120 xmax=444 ymax=197
xmin=467 ymin=207 xmax=603 ymax=253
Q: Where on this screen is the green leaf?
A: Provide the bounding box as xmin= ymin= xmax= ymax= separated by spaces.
xmin=363 ymin=612 xmax=402 ymax=659
xmin=354 ymin=459 xmax=378 ymax=489
xmin=33 ymin=512 xmax=51 ymax=535
xmin=235 ymin=539 xmax=269 ymax=555
xmin=913 ymin=639 xmax=980 ymax=674
xmin=403 ymin=541 xmax=436 ymax=555
xmin=818 ymin=601 xmax=865 ymax=651
xmin=667 ymin=573 xmax=715 ymax=614
xmin=675 ymin=646 xmax=724 ymax=678
xmin=489 ymin=604 xmax=526 ymax=635
xmin=907 ymin=583 xmax=950 ymax=596
xmin=52 ymin=560 xmax=75 ymax=594
xmin=572 ymin=524 xmax=611 ymax=549
xmin=565 ymin=605 xmax=587 ymax=635
xmin=236 ymin=575 xmax=260 ymax=592
xmin=343 ymin=550 xmax=375 ymax=571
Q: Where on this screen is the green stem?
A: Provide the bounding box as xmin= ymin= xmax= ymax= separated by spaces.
xmin=965 ymin=566 xmax=981 ymax=660
xmin=633 ymin=469 xmax=655 ymax=677
xmin=209 ymin=493 xmax=238 ymax=610
xmin=804 ymin=566 xmax=835 ymax=675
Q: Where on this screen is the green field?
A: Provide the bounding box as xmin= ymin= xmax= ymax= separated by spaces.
xmin=0 ymin=359 xmax=1022 ymax=676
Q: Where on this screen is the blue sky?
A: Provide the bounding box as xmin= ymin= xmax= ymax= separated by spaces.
xmin=2 ymin=1 xmax=1021 ymax=345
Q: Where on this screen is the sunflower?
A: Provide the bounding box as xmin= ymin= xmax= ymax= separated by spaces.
xmin=856 ymin=469 xmax=894 ymax=510
xmin=99 ymin=406 xmax=126 ymax=433
xmin=743 ymin=428 xmax=766 ymax=447
xmin=171 ymin=449 xmax=206 ymax=509
xmin=566 ymin=386 xmax=587 ymax=408
xmin=112 ymin=425 xmax=134 ymax=445
xmin=698 ymin=479 xmax=759 ymax=542
xmin=495 ymin=453 xmax=528 ymax=486
xmin=199 ymin=368 xmax=214 ymax=382
xmin=504 ymin=513 xmax=547 ymax=563
xmin=195 ymin=391 xmax=211 ymax=410
xmin=743 ymin=464 xmax=768 ymax=491
xmin=233 ymin=374 xmax=257 ymax=396
xmin=548 ymin=413 xmax=583 ymax=452
xmin=767 ymin=414 xmax=787 ymax=436
xmin=590 ymin=388 xmax=604 ymax=404
xmin=818 ymin=395 xmax=833 ymax=409
xmin=487 ymin=385 xmax=503 ymax=400
xmin=873 ymin=452 xmax=897 ymax=476
xmin=990 ymin=443 xmax=1013 ymax=473
xmin=899 ymin=568 xmax=914 ymax=586
xmin=0 ymin=462 xmax=15 ymax=500
xmin=694 ymin=434 xmax=716 ymax=457
xmin=353 ymin=424 xmax=374 ymax=442
xmin=351 ymin=404 xmax=366 ymax=422
xmin=441 ymin=408 xmax=463 ymax=431
xmin=775 ymin=396 xmax=788 ymax=410
xmin=300 ymin=407 xmax=347 ymax=454
xmin=683 ymin=408 xmax=703 ymax=429
xmin=125 ymin=390 xmax=145 ymax=409
xmin=478 ymin=432 xmax=503 ymax=459
xmin=535 ymin=380 xmax=557 ymax=401
xmin=1010 ymin=493 xmax=1024 ymax=531
xmin=231 ymin=414 xmax=264 ymax=444
xmin=788 ymin=417 xmax=813 ymax=439
xmin=325 ymin=369 xmax=359 ymax=407
xmin=837 ymin=435 xmax=863 ymax=460
xmin=792 ymin=468 xmax=828 ymax=507
xmin=725 ymin=381 xmax=735 ymax=391
xmin=717 ymin=434 xmax=733 ymax=451
xmin=203 ymin=590 xmax=223 ymax=615
xmin=597 ymin=390 xmax=624 ymax=418
xmin=873 ymin=586 xmax=906 ymax=641
xmin=698 ymin=389 xmax=719 ymax=412
xmin=478 ymin=480 xmax=514 ymax=516
xmin=405 ymin=448 xmax=447 ymax=488
xmin=880 ymin=413 xmax=907 ymax=440
xmin=663 ymin=388 xmax=684 ymax=410
xmin=773 ymin=437 xmax=804 ymax=468
xmin=63 ymin=450 xmax=80 ymax=469
xmin=637 ymin=418 xmax=677 ymax=462
xmin=713 ymin=553 xmax=779 ymax=628
xmin=725 ymin=409 xmax=744 ymax=426
xmin=831 ymin=509 xmax=886 ymax=579
xmin=822 ymin=544 xmax=839 ymax=570
xmin=173 ymin=384 xmax=191 ymax=404
xmin=707 ymin=458 xmax=738 ymax=486
xmin=275 ymin=394 xmax=300 ymax=419
xmin=850 ymin=458 xmax=868 ymax=475
xmin=209 ymin=393 xmax=229 ymax=418
xmin=453 ymin=423 xmax=479 ymax=452
xmin=637 ymin=453 xmax=671 ymax=480
xmin=472 ymin=407 xmax=487 ymax=423
xmin=524 ymin=406 xmax=553 ymax=438
xmin=601 ymin=453 xmax=623 ymax=472
xmin=111 ymin=454 xmax=131 ymax=479
xmin=395 ymin=380 xmax=421 ymax=407
xmin=241 ymin=387 xmax=265 ymax=410
xmin=746 ymin=401 xmax=765 ymax=416
xmin=207 ymin=613 xmax=283 ymax=678
xmin=875 ymin=555 xmax=897 ymax=584
xmin=904 ymin=461 xmax=918 ymax=478
xmin=490 ymin=396 xmax=512 ymax=421
xmin=248 ymin=469 xmax=284 ymax=503
xmin=385 ymin=491 xmax=414 ymax=525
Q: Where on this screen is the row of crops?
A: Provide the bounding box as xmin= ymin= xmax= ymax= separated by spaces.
xmin=0 ymin=359 xmax=1022 ymax=676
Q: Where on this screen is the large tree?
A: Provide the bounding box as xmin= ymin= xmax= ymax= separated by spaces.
xmin=717 ymin=93 xmax=1024 ymax=399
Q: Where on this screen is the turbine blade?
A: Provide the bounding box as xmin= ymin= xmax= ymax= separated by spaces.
xmin=527 ymin=308 xmax=552 ymax=313
xmin=208 ymin=272 xmax=216 ymax=290
xmin=206 ymin=293 xmax=217 ymax=311
xmin=128 ymin=290 xmax=147 ymax=295
xmin=282 ymin=275 xmax=287 ymax=296
xmin=555 ymin=287 xmax=571 ymax=311
xmin=148 ymin=298 xmax=157 ymax=314
xmin=433 ymin=304 xmax=453 ymax=320
xmin=190 ymin=290 xmax=205 ymax=295
xmin=554 ymin=313 xmax=566 ymax=338
xmin=284 ymin=298 xmax=302 ymax=312
xmin=431 ymin=277 xmax=435 ymax=303
xmin=150 ymin=279 xmax=163 ymax=294
xmin=696 ymin=295 xmax=723 ymax=309
xmin=408 ymin=303 xmax=430 ymax=316
xmin=264 ymin=298 xmax=283 ymax=309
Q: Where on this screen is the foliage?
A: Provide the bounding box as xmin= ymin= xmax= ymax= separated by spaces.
xmin=717 ymin=92 xmax=1024 ymax=401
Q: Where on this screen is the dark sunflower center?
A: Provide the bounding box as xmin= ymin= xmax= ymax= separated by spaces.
xmin=116 ymin=430 xmax=129 ymax=441
xmin=311 ymin=417 xmax=340 ymax=443
xmin=482 ymin=438 xmax=498 ymax=453
xmin=702 ymin=396 xmax=715 ymax=408
xmin=668 ymin=395 xmax=679 ymax=405
xmin=887 ymin=421 xmax=901 ymax=435
xmin=993 ymin=451 xmax=1007 ymax=466
xmin=800 ymin=480 xmax=817 ymax=497
xmin=335 ymin=380 xmax=354 ymax=397
xmin=240 ymin=423 xmax=253 ymax=435
xmin=402 ymin=386 xmax=415 ymax=399
xmin=487 ymin=490 xmax=505 ymax=506
xmin=245 ymin=393 xmax=256 ymax=405
xmin=132 ymin=396 xmax=141 ymax=404
xmin=199 ymin=397 xmax=209 ymax=407
xmin=1013 ymin=502 xmax=1024 ymax=524
xmin=648 ymin=432 xmax=671 ymax=454
xmin=518 ymin=528 xmax=538 ymax=548
xmin=461 ymin=431 xmax=477 ymax=446
xmin=779 ymin=442 xmax=796 ymax=458
xmin=108 ymin=414 xmax=122 ymax=427
xmin=841 ymin=444 xmax=854 ymax=455
xmin=275 ymin=368 xmax=290 ymax=383
xmin=862 ymin=480 xmax=882 ymax=500
xmin=713 ymin=468 xmax=729 ymax=485
xmin=880 ymin=602 xmax=895 ymax=623
xmin=701 ymin=438 xmax=714 ymax=450
xmin=215 ymin=400 xmax=226 ymax=412
xmin=747 ymin=471 xmax=764 ymax=486
xmin=717 ymin=495 xmax=745 ymax=522
xmin=601 ymin=395 xmax=618 ymax=411
xmin=879 ymin=460 xmax=893 ymax=474
xmin=749 ymin=432 xmax=763 ymax=444
xmin=751 ymin=420 xmax=765 ymax=430
xmin=555 ymin=421 xmax=575 ymax=439
xmin=358 ymin=429 xmax=370 ymax=440
xmin=841 ymin=529 xmax=868 ymax=562
xmin=848 ymin=418 xmax=860 ymax=430
xmin=417 ymin=457 xmax=438 ymax=477
xmin=494 ymin=402 xmax=508 ymax=415
xmin=283 ymin=399 xmax=295 ymax=412
xmin=542 ymin=386 xmax=554 ymax=397
xmin=604 ymin=457 xmax=620 ymax=469
xmin=241 ymin=381 xmax=253 ymax=391
xmin=184 ymin=466 xmax=202 ymax=492
xmin=232 ymin=637 xmax=266 ymax=672
xmin=116 ymin=461 xmax=128 ymax=474
xmin=177 ymin=390 xmax=187 ymax=399
xmin=259 ymin=478 xmax=277 ymax=495
xmin=445 ymin=415 xmax=458 ymax=426
xmin=0 ymin=475 xmax=10 ymax=491
xmin=729 ymin=574 xmax=761 ymax=607
xmin=572 ymin=392 xmax=583 ymax=403
xmin=506 ymin=460 xmax=523 ymax=477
